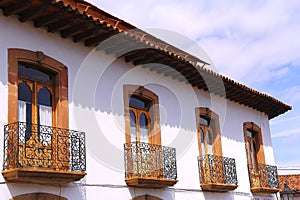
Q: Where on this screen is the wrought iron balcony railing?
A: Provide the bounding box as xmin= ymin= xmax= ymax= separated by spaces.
xmin=3 ymin=122 xmax=86 ymax=173
xmin=124 ymin=142 xmax=177 ymax=187
xmin=198 ymin=154 xmax=238 ymax=191
xmin=248 ymin=163 xmax=279 ymax=193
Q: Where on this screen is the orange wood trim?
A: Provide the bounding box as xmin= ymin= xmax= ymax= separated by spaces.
xmin=10 ymin=192 xmax=68 ymax=200
xmin=8 ymin=48 xmax=68 ymax=129
xmin=195 ymin=107 xmax=223 ymax=157
xmin=131 ymin=194 xmax=162 ymax=200
xmin=123 ymin=85 xmax=161 ymax=145
xmin=243 ymin=122 xmax=266 ymax=165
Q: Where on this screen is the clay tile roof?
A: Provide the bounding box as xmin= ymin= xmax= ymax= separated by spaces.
xmin=279 ymin=174 xmax=300 ymax=192
xmin=0 ymin=0 xmax=291 ymax=119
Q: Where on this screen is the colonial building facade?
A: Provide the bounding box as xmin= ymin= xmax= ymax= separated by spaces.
xmin=0 ymin=0 xmax=291 ymax=199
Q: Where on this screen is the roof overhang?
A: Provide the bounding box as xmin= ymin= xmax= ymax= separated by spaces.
xmin=0 ymin=0 xmax=291 ymax=119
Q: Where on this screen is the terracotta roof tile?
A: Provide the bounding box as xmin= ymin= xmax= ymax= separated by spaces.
xmin=279 ymin=174 xmax=300 ymax=191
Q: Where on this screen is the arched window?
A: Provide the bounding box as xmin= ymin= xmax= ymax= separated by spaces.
xmin=18 ymin=64 xmax=54 ymax=142
xmin=195 ymin=107 xmax=222 ymax=157
xmin=124 ymin=85 xmax=161 ymax=145
xmin=243 ymin=122 xmax=266 ymax=171
xmin=131 ymin=195 xmax=162 ymax=200
xmin=11 ymin=193 xmax=67 ymax=200
xmin=8 ymin=48 xmax=68 ymax=129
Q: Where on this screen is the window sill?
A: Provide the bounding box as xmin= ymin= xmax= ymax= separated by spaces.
xmin=201 ymin=183 xmax=238 ymax=192
xmin=125 ymin=177 xmax=178 ymax=188
xmin=2 ymin=168 xmax=86 ymax=184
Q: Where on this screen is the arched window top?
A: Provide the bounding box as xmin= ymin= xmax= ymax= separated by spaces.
xmin=124 ymin=85 xmax=161 ymax=145
xmin=18 ymin=82 xmax=32 ymax=102
xmin=124 ymin=85 xmax=158 ymax=104
xmin=18 ymin=64 xmax=53 ymax=83
xmin=11 ymin=193 xmax=67 ymax=200
xmin=8 ymin=48 xmax=68 ymax=129
xmin=131 ymin=195 xmax=162 ymax=200
xmin=243 ymin=121 xmax=266 ymax=165
xmin=195 ymin=107 xmax=222 ymax=156
xmin=244 ymin=122 xmax=261 ymax=133
xmin=129 ymin=95 xmax=150 ymax=110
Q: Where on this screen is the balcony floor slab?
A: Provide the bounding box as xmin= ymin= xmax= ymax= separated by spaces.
xmin=125 ymin=177 xmax=178 ymax=188
xmin=201 ymin=183 xmax=238 ymax=192
xmin=2 ymin=168 xmax=86 ymax=184
xmin=251 ymin=187 xmax=279 ymax=194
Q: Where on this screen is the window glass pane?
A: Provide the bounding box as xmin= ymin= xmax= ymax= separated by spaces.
xmin=18 ymin=82 xmax=32 ymax=141
xmin=247 ymin=130 xmax=256 ymax=138
xmin=129 ymin=110 xmax=136 ymax=142
xmin=18 ymin=82 xmax=32 ymax=103
xmin=129 ymin=96 xmax=147 ymax=109
xmin=206 ymin=130 xmax=212 ymax=145
xmin=200 ymin=128 xmax=205 ymax=155
xmin=250 ymin=141 xmax=257 ymax=168
xmin=200 ymin=116 xmax=209 ymax=126
xmin=18 ymin=82 xmax=32 ymax=124
xmin=200 ymin=128 xmax=205 ymax=144
xmin=207 ymin=130 xmax=213 ymax=155
xmin=140 ymin=113 xmax=148 ymax=143
xmin=38 ymin=87 xmax=52 ymax=126
xmin=19 ymin=65 xmax=51 ymax=82
xmin=38 ymin=87 xmax=52 ymax=106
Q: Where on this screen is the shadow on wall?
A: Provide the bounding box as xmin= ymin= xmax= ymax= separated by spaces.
xmin=70 ymin=48 xmax=271 ymax=146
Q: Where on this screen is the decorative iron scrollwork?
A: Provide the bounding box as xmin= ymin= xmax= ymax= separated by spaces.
xmin=124 ymin=142 xmax=177 ymax=180
xmin=248 ymin=163 xmax=279 ymax=189
xmin=198 ymin=154 xmax=238 ymax=185
xmin=3 ymin=122 xmax=86 ymax=172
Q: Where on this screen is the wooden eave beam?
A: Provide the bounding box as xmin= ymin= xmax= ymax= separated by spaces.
xmin=3 ymin=0 xmax=31 ymax=16
xmin=61 ymin=22 xmax=88 ymax=38
xmin=182 ymin=71 xmax=199 ymax=81
xmin=133 ymin=53 xmax=164 ymax=66
xmin=171 ymin=66 xmax=193 ymax=79
xmin=0 ymin=0 xmax=14 ymax=7
xmin=191 ymin=78 xmax=207 ymax=89
xmin=73 ymin=29 xmax=99 ymax=42
xmin=133 ymin=57 xmax=153 ymax=66
xmin=34 ymin=11 xmax=64 ymax=27
xmin=124 ymin=51 xmax=148 ymax=63
xmin=188 ymin=72 xmax=206 ymax=83
xmin=85 ymin=32 xmax=114 ymax=47
xmin=47 ymin=17 xmax=77 ymax=33
xmin=19 ymin=5 xmax=49 ymax=22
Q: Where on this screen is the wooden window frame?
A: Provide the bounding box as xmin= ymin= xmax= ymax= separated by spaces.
xmin=123 ymin=85 xmax=161 ymax=145
xmin=195 ymin=107 xmax=222 ymax=156
xmin=243 ymin=122 xmax=266 ymax=167
xmin=11 ymin=193 xmax=67 ymax=200
xmin=131 ymin=195 xmax=162 ymax=200
xmin=8 ymin=48 xmax=68 ymax=129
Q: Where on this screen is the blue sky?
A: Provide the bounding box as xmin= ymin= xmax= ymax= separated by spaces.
xmin=88 ymin=0 xmax=300 ymax=167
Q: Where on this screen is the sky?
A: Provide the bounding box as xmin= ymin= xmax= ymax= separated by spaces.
xmin=87 ymin=0 xmax=300 ymax=168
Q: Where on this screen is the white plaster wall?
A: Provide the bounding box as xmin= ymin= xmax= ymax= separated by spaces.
xmin=0 ymin=11 xmax=279 ymax=200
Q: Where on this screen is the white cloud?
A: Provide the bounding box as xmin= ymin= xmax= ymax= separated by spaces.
xmin=282 ymin=86 xmax=300 ymax=104
xmin=88 ymin=0 xmax=300 ymax=88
